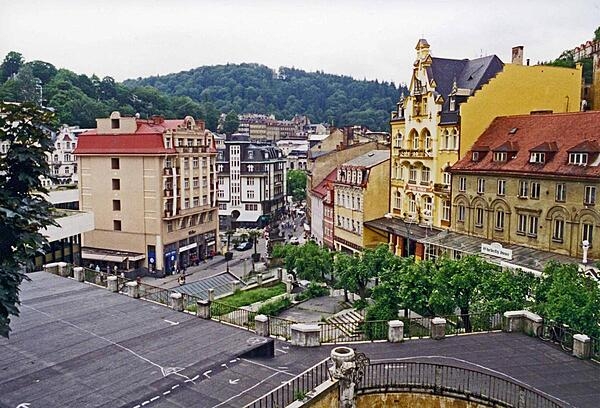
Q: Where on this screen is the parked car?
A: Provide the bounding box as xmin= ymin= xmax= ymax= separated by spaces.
xmin=235 ymin=241 xmax=253 ymax=251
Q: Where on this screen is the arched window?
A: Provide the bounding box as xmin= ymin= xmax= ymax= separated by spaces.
xmin=424 ymin=129 xmax=432 ymax=151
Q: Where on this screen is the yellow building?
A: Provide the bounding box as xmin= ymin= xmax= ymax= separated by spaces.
xmin=75 ymin=112 xmax=219 ymax=275
xmin=333 ymin=150 xmax=390 ymax=253
xmin=374 ymin=39 xmax=581 ymax=259
xmin=423 ymin=111 xmax=600 ymax=272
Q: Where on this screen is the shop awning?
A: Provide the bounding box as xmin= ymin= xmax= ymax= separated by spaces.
xmin=420 ymin=230 xmax=583 ymax=273
xmin=234 ymin=213 xmax=260 ymax=223
xmin=82 ymin=248 xmax=145 ymax=263
xmin=364 ymin=217 xmax=439 ymax=240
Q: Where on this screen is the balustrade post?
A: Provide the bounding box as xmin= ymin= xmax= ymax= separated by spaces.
xmin=170 ymin=292 xmax=184 ymax=312
xmin=255 ymin=314 xmax=269 ymax=337
xmin=197 ymin=300 xmax=211 ymax=319
xmin=573 ymin=334 xmax=591 ymax=359
xmin=388 ymin=320 xmax=404 ymax=343
xmin=431 ymin=317 xmax=446 ymax=340
xmin=107 ymin=275 xmax=119 ymax=292
xmin=73 ymin=267 xmax=84 ymax=282
xmin=126 ymin=281 xmax=139 ymax=298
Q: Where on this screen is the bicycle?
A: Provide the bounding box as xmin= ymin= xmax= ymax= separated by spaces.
xmin=537 ymin=321 xmax=573 ymax=351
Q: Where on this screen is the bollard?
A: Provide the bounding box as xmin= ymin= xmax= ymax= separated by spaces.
xmin=73 ymin=267 xmax=84 ymax=282
xmin=255 ymin=314 xmax=269 ymax=337
xmin=126 ymin=281 xmax=139 ymax=298
xmin=231 ymin=280 xmax=241 ymax=293
xmin=388 ymin=320 xmax=404 ymax=343
xmin=107 ymin=276 xmax=118 ymax=292
xmin=573 ymin=334 xmax=591 ymax=359
xmin=171 ymin=292 xmax=184 ymax=312
xmin=197 ymin=300 xmax=211 ymax=319
xmin=58 ymin=262 xmax=68 ymax=277
xmin=277 ymin=267 xmax=283 ymax=281
xmin=431 ymin=317 xmax=446 ymax=340
xmin=207 ymin=288 xmax=215 ymax=302
xmin=257 ymin=273 xmax=263 ymax=286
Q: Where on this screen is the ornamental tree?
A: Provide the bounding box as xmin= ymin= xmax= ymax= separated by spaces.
xmin=0 ymin=102 xmax=56 ymax=338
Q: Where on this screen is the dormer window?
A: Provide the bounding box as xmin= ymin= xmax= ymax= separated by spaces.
xmin=494 ymin=152 xmax=507 ymax=162
xmin=530 ymin=152 xmax=546 ymax=164
xmin=248 ymin=151 xmax=254 ymax=159
xmin=472 ymin=152 xmax=480 ymax=161
xmin=569 ymin=152 xmax=588 ymax=165
xmin=449 ymin=97 xmax=456 ymax=111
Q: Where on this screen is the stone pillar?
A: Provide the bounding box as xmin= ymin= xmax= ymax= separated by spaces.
xmin=329 ymin=347 xmax=358 ymax=408
xmin=171 ymin=292 xmax=184 ymax=312
xmin=285 ymin=274 xmax=294 ymax=294
xmin=107 ymin=275 xmax=119 ymax=292
xmin=197 ymin=300 xmax=211 ymax=319
xmin=231 ymin=280 xmax=241 ymax=293
xmin=388 ymin=320 xmax=404 ymax=343
xmin=503 ymin=311 xmax=523 ymax=333
xmin=290 ymin=324 xmax=320 ymax=347
xmin=126 ymin=281 xmax=139 ymax=298
xmin=207 ymin=288 xmax=215 ymax=302
xmin=73 ymin=267 xmax=84 ymax=282
xmin=58 ymin=262 xmax=68 ymax=277
xmin=277 ymin=267 xmax=283 ymax=281
xmin=573 ymin=334 xmax=591 ymax=359
xmin=43 ymin=262 xmax=59 ymax=275
xmin=257 ymin=273 xmax=263 ymax=286
xmin=431 ymin=317 xmax=446 ymax=340
xmin=255 ymin=314 xmax=269 ymax=337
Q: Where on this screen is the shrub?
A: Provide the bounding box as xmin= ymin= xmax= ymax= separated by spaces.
xmin=296 ymin=282 xmax=329 ymax=301
xmin=258 ymin=296 xmax=292 ymax=316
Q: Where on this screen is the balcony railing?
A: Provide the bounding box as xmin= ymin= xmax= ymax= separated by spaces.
xmin=175 ymin=146 xmax=210 ymax=154
xmin=397 ymin=149 xmax=429 ymax=158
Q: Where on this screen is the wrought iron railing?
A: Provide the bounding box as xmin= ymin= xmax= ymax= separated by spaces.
xmin=536 ymin=321 xmax=576 ymax=352
xmin=319 ymin=320 xmax=388 ymax=343
xmin=591 ymin=335 xmax=600 ymax=362
xmin=210 ymin=301 xmax=257 ymax=331
xmin=268 ymin=316 xmax=294 ymax=340
xmin=138 ymin=283 xmax=171 ymax=305
xmin=245 ymin=358 xmax=331 ymax=408
xmin=357 ymin=361 xmax=567 ymax=408
xmin=441 ymin=312 xmax=504 ymax=336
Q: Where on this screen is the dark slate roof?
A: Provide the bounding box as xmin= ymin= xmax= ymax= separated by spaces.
xmin=174 ymin=271 xmax=244 ymax=299
xmin=341 ymin=150 xmax=390 ymax=168
xmin=431 ymin=55 xmax=504 ymax=118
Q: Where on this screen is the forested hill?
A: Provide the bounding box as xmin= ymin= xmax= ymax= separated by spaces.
xmin=124 ymin=63 xmax=406 ymax=131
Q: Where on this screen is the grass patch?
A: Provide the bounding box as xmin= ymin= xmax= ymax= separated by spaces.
xmin=218 ymin=282 xmax=286 ymax=308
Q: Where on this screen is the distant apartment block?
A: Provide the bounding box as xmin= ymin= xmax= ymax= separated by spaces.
xmin=217 ymin=134 xmax=286 ymax=229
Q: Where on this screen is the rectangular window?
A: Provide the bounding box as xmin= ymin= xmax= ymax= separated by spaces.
xmin=530 ymin=182 xmax=540 ymax=199
xmin=442 ymin=200 xmax=451 ymax=221
xmin=457 ymin=205 xmax=465 ymax=222
xmin=517 ymin=214 xmax=527 ymax=234
xmin=518 ymin=180 xmax=528 ymax=197
xmin=111 ymin=158 xmax=120 ymax=169
xmin=528 ymin=216 xmax=538 ymax=237
xmin=495 ymin=210 xmax=505 ymax=231
xmin=248 ymin=190 xmax=255 ymax=199
xmin=477 ymin=178 xmax=485 ymax=194
xmin=497 ymin=179 xmax=506 ymax=196
xmin=409 ymin=167 xmax=417 ymax=183
xmin=218 ymin=203 xmax=227 ymax=210
xmin=112 ymin=200 xmax=121 ymax=211
xmin=584 ymin=186 xmax=596 ymax=205
xmin=247 ymin=178 xmax=255 ymax=186
xmin=167 ymin=221 xmax=173 ymax=232
xmin=529 ymin=152 xmax=545 ymax=164
xmin=193 ymin=197 xmax=199 ymax=207
xmin=421 ymin=167 xmax=430 ymax=183
xmin=555 ymin=183 xmax=566 ymax=202
xmin=552 ymin=219 xmax=564 ymax=242
xmin=471 ymin=152 xmax=479 ymax=161
xmin=475 ymin=207 xmax=484 ymax=227
xmin=193 ymin=157 xmax=199 ymax=168
xmin=112 ymin=179 xmax=120 ymax=190
xmin=443 ymin=172 xmax=451 ymax=186
xmin=183 ymin=158 xmax=189 ymax=169
xmin=569 ymin=153 xmax=588 ymax=165
xmin=184 ymin=178 xmax=190 ymax=189
xmin=459 ymin=177 xmax=467 ymax=192
xmin=113 ymin=220 xmax=121 ymax=231
xmin=493 ymin=152 xmax=507 ymax=162
xmin=583 ymin=223 xmax=594 ymax=245
xmin=184 ymin=198 xmax=190 ymax=209
xmin=111 ymin=118 xmax=119 ymax=129
xmin=193 ymin=177 xmax=199 ymax=188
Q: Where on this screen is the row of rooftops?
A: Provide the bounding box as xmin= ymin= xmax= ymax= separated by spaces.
xmin=451 ymin=111 xmax=600 ymax=178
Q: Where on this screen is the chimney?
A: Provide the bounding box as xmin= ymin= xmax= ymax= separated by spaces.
xmin=512 ymin=46 xmax=524 ymax=65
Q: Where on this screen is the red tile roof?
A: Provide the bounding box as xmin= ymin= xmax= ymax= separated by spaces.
xmin=451 ymin=111 xmax=600 ymax=178
xmin=312 ymin=169 xmax=337 ymax=198
xmin=74 ymin=118 xmax=185 ymax=155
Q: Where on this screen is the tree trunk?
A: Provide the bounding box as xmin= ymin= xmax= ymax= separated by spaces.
xmin=460 ymin=307 xmax=472 ymax=333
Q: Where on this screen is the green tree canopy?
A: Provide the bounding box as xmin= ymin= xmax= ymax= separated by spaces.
xmin=223 ymin=110 xmax=240 ymax=135
xmin=0 ymin=51 xmax=24 ymax=83
xmin=286 ymin=169 xmax=307 ymax=202
xmin=0 ymin=102 xmax=57 ymax=338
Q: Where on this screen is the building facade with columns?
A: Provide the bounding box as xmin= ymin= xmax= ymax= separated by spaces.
xmin=370 ymin=39 xmax=582 ymax=259
xmin=422 ymin=111 xmax=600 ymax=273
xmin=75 ymin=112 xmax=219 ymax=274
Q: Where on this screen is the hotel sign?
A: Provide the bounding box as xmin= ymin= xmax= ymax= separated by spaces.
xmin=481 ymin=242 xmax=513 ymax=260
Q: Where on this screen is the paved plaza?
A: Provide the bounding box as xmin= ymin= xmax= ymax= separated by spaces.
xmin=1 ymin=272 xmax=599 ymax=408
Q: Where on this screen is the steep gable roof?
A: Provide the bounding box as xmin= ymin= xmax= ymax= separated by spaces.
xmin=451 ymin=111 xmax=600 ymax=178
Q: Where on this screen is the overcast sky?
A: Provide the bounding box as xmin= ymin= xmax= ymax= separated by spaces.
xmin=1 ymin=0 xmax=598 ymax=87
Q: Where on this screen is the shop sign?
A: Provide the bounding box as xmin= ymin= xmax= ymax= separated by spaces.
xmin=481 ymin=242 xmax=512 ymax=260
